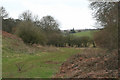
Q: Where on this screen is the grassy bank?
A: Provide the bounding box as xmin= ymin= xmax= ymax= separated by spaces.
xmin=2 ymin=32 xmax=81 ymax=78
xmin=3 ymin=48 xmax=81 ymax=78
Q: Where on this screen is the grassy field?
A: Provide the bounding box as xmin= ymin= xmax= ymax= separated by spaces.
xmin=2 ymin=30 xmax=117 ymax=78
xmin=73 ymin=30 xmax=98 ymax=39
xmin=2 ymin=33 xmax=82 ymax=78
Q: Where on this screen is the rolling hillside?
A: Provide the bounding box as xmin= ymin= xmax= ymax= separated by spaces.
xmin=73 ymin=30 xmax=98 ymax=39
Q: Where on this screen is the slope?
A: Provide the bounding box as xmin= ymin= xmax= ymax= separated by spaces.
xmin=73 ymin=30 xmax=98 ymax=39
xmin=2 ymin=31 xmax=81 ymax=78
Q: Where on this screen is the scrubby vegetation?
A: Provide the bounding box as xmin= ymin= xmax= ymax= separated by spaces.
xmin=1 ymin=1 xmax=118 ymax=78
xmin=90 ymin=2 xmax=118 ymax=50
xmin=16 ymin=21 xmax=47 ymax=45
xmin=55 ymin=48 xmax=118 ymax=78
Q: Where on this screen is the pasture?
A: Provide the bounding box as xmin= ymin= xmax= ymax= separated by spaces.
xmin=72 ymin=30 xmax=98 ymax=39
xmin=2 ymin=34 xmax=81 ymax=78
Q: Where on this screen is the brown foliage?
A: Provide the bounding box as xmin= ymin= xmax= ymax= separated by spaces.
xmin=54 ymin=48 xmax=118 ymax=78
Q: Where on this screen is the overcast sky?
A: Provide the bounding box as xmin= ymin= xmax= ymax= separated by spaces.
xmin=0 ymin=0 xmax=96 ymax=30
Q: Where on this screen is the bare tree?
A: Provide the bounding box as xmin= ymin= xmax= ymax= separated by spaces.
xmin=90 ymin=2 xmax=118 ymax=28
xmin=0 ymin=6 xmax=8 ymax=18
xmin=19 ymin=10 xmax=33 ymax=21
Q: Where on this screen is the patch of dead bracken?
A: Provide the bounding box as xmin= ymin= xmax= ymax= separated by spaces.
xmin=2 ymin=30 xmax=22 ymax=41
xmin=54 ymin=49 xmax=118 ymax=78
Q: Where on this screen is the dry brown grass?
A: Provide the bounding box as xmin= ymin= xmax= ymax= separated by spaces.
xmin=54 ymin=48 xmax=118 ymax=78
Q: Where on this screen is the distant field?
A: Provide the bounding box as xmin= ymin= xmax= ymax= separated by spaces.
xmin=72 ymin=30 xmax=98 ymax=39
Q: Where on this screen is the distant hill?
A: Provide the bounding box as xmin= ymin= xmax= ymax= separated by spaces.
xmin=72 ymin=30 xmax=98 ymax=39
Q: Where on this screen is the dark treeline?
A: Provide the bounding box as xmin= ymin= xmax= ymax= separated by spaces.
xmin=1 ymin=8 xmax=95 ymax=48
xmin=3 ymin=18 xmax=21 ymax=33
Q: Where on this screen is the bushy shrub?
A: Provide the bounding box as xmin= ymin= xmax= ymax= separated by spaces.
xmin=80 ymin=36 xmax=90 ymax=47
xmin=46 ymin=32 xmax=66 ymax=47
xmin=65 ymin=35 xmax=91 ymax=47
xmin=94 ymin=28 xmax=118 ymax=50
xmin=74 ymin=37 xmax=82 ymax=47
xmin=16 ymin=21 xmax=47 ymax=45
xmin=90 ymin=2 xmax=118 ymax=50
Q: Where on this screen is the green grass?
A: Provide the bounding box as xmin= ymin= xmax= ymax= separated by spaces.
xmin=73 ymin=30 xmax=98 ymax=39
xmin=2 ymin=36 xmax=81 ymax=78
